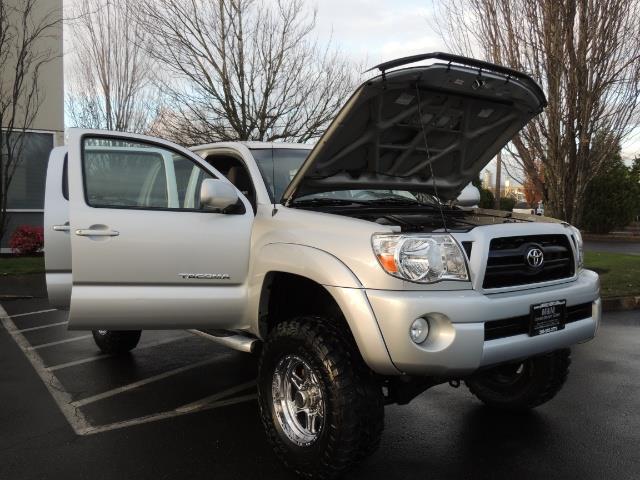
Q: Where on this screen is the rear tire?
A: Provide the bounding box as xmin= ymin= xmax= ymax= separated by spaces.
xmin=466 ymin=348 xmax=571 ymax=411
xmin=92 ymin=329 xmax=141 ymax=355
xmin=258 ymin=317 xmax=384 ymax=480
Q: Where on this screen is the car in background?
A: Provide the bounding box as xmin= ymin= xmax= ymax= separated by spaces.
xmin=513 ymin=200 xmax=544 ymax=216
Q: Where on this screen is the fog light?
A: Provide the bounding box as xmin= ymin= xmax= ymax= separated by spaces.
xmin=409 ymin=317 xmax=429 ymax=344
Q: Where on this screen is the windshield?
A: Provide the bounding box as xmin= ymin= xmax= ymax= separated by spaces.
xmin=250 ymin=148 xmax=309 ymax=201
xmin=250 ymin=147 xmax=437 ymax=206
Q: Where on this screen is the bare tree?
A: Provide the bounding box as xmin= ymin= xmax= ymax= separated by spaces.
xmin=433 ymin=0 xmax=640 ymax=224
xmin=0 ymin=0 xmax=60 ymax=243
xmin=137 ymin=0 xmax=358 ymax=145
xmin=66 ymin=0 xmax=160 ymax=133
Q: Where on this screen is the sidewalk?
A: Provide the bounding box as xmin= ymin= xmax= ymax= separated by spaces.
xmin=584 ymin=240 xmax=640 ymax=255
xmin=583 ymin=233 xmax=640 ymax=243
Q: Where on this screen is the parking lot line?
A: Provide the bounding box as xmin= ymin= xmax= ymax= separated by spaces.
xmin=28 ymin=334 xmax=93 ymax=350
xmin=175 ymin=380 xmax=256 ymax=413
xmin=0 ymin=305 xmax=92 ymax=435
xmin=71 ymin=356 xmax=223 ymax=408
xmin=2 ymin=303 xmax=257 ymax=437
xmin=0 ymin=308 xmax=57 ymax=319
xmin=47 ymin=352 xmax=111 ymax=371
xmin=79 ymin=382 xmax=257 ymax=436
xmin=46 ymin=333 xmax=193 ymax=371
xmin=16 ymin=321 xmax=69 ymax=333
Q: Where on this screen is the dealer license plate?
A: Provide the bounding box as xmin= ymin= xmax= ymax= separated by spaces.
xmin=529 ymin=300 xmax=566 ymax=336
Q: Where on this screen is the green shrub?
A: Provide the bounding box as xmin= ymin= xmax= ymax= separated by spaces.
xmin=472 ymin=176 xmax=495 ymax=208
xmin=499 ymin=196 xmax=517 ymax=212
xmin=582 ymin=156 xmax=640 ymax=234
xmin=479 ymin=187 xmax=495 ymax=209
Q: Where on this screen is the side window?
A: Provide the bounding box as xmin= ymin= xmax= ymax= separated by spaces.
xmin=82 ymin=137 xmax=215 ymax=210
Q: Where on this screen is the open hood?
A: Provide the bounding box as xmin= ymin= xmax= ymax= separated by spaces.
xmin=283 ymin=52 xmax=546 ymax=204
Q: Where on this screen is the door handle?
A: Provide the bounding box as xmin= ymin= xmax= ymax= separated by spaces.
xmin=75 ymin=229 xmax=120 ymax=237
xmin=52 ymin=224 xmax=70 ymax=232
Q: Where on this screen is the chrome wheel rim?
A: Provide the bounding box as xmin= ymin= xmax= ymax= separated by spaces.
xmin=271 ymin=354 xmax=325 ymax=446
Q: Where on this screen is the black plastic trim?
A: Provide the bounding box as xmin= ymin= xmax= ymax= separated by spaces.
xmin=484 ymin=302 xmax=592 ymax=341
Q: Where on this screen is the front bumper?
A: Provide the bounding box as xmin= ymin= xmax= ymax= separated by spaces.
xmin=365 ymin=269 xmax=600 ymax=376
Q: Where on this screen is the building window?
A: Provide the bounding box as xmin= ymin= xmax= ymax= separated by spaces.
xmin=2 ymin=131 xmax=54 ymax=209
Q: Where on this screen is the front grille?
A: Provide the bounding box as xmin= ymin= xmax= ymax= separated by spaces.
xmin=483 ymin=234 xmax=575 ymax=289
xmin=484 ymin=302 xmax=593 ymax=340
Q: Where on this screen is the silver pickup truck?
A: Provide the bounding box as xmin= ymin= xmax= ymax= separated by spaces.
xmin=44 ymin=53 xmax=600 ymax=479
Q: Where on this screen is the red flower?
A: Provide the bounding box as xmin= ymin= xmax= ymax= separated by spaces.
xmin=9 ymin=225 xmax=44 ymax=255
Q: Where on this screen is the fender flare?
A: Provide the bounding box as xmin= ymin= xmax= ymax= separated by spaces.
xmin=248 ymin=243 xmax=399 ymax=375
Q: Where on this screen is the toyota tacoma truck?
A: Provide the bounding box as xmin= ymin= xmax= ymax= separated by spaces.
xmin=44 ymin=53 xmax=600 ymax=479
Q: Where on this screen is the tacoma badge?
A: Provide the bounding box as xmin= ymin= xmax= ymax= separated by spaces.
xmin=178 ymin=273 xmax=231 ymax=280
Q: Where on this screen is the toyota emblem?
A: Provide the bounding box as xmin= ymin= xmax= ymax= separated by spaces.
xmin=526 ymin=247 xmax=544 ymax=268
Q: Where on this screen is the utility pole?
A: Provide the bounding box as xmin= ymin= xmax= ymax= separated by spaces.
xmin=494 ymin=151 xmax=502 ymax=209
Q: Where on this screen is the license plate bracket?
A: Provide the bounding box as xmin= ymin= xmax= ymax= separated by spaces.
xmin=529 ymin=300 xmax=566 ymax=336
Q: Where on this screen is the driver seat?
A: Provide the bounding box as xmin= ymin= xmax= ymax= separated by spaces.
xmin=226 ymin=165 xmax=256 ymax=212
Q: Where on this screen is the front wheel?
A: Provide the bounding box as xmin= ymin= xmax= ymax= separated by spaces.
xmin=466 ymin=348 xmax=571 ymax=411
xmin=258 ymin=317 xmax=384 ymax=479
xmin=92 ymin=329 xmax=141 ymax=355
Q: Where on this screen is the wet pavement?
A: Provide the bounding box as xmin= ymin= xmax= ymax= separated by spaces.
xmin=1 ymin=295 xmax=639 ymax=480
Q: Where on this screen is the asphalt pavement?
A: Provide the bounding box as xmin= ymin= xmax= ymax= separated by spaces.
xmin=1 ymin=296 xmax=639 ymax=480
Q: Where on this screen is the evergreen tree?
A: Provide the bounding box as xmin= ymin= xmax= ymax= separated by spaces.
xmin=582 ymin=149 xmax=640 ymax=234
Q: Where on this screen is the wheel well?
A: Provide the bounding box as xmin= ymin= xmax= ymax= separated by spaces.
xmin=258 ymin=272 xmax=346 ymax=338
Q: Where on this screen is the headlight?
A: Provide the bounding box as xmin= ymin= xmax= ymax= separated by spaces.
xmin=569 ymin=226 xmax=584 ymax=271
xmin=372 ymin=233 xmax=469 ymax=283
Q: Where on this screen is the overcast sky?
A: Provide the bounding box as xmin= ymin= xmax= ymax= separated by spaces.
xmin=62 ymin=0 xmax=640 ymax=169
xmin=312 ymin=0 xmax=639 ymax=168
xmin=313 ymin=0 xmax=444 ymax=65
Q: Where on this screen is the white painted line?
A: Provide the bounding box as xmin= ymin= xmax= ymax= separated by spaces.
xmin=46 ymin=333 xmax=193 ymax=371
xmin=28 ymin=334 xmax=93 ymax=350
xmin=176 ymin=380 xmax=256 ymax=413
xmin=71 ymin=356 xmax=223 ymax=408
xmin=137 ymin=332 xmax=193 ymax=349
xmin=47 ymin=352 xmax=111 ymax=371
xmin=1 ymin=308 xmax=57 ymax=319
xmin=79 ymin=390 xmax=257 ymax=436
xmin=0 ymin=305 xmax=92 ymax=435
xmin=16 ymin=321 xmax=69 ymax=333
xmin=2 ymin=302 xmax=255 ymax=437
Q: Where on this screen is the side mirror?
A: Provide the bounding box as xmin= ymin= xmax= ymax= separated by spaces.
xmin=200 ymin=178 xmax=239 ymax=211
xmin=455 ymin=183 xmax=480 ymax=208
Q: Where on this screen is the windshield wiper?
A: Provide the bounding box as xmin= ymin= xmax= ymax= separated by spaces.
xmin=362 ymin=197 xmax=435 ymax=207
xmin=293 ymin=196 xmax=440 ymax=208
xmin=292 ymin=198 xmax=370 ymax=206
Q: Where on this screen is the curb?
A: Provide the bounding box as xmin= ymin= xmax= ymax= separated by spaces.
xmin=601 ymin=296 xmax=640 ymax=312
